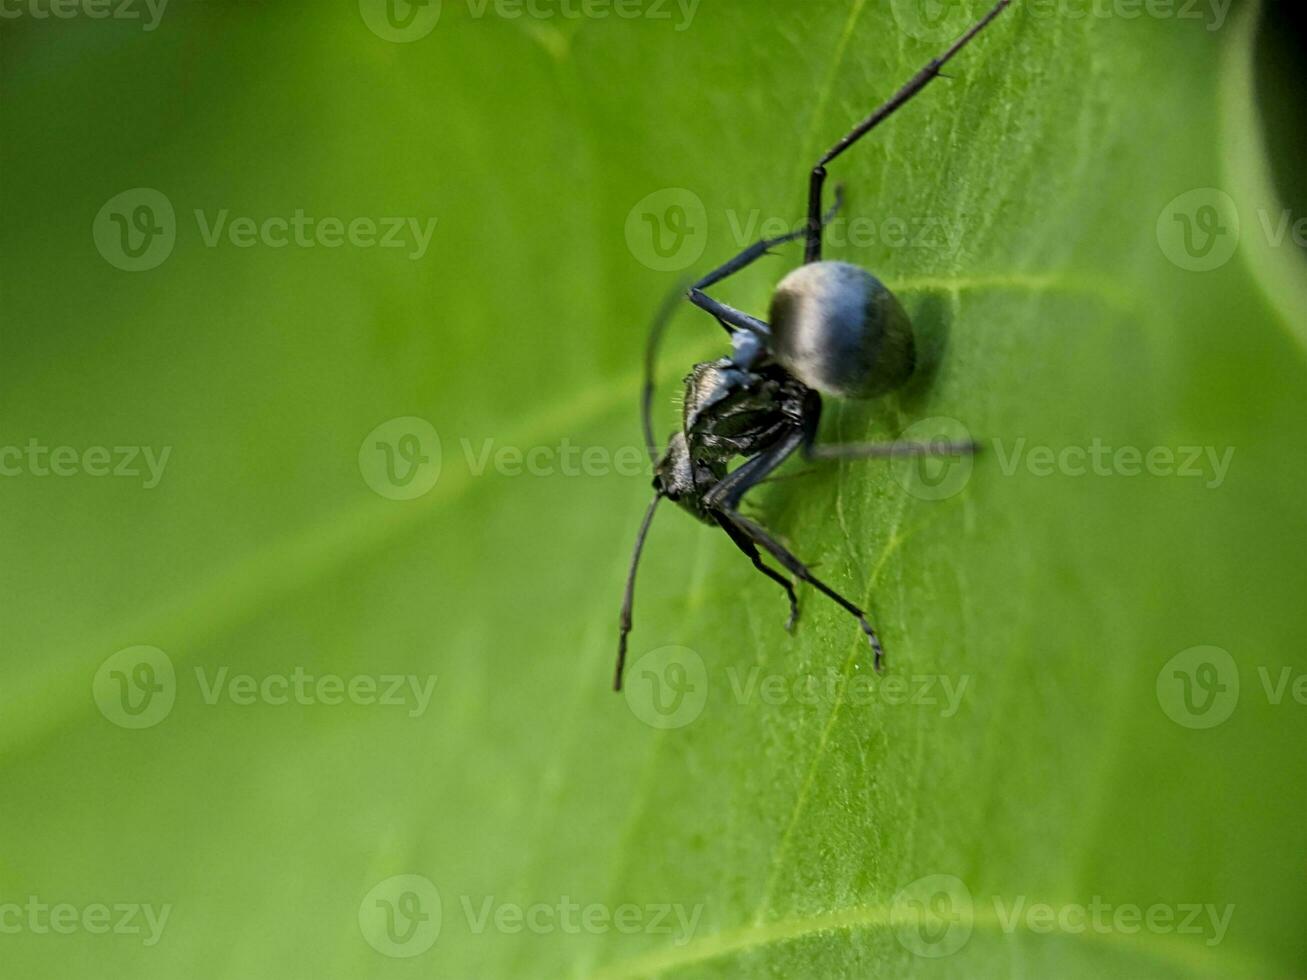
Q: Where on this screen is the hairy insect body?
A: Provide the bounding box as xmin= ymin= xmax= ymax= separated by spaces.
xmin=655 ymin=362 xmax=818 ymax=524
xmin=653 ymin=432 xmax=717 ymax=523
xmin=684 ymin=361 xmax=815 ymax=463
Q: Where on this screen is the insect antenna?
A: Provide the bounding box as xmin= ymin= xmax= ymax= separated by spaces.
xmin=642 ymin=281 xmax=691 ymax=465
xmin=614 ymin=492 xmax=664 ymax=691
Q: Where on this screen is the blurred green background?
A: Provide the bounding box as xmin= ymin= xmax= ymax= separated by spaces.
xmin=2 ymin=0 xmax=1305 ymax=976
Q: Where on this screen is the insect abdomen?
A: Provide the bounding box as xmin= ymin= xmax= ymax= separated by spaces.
xmin=768 ymin=261 xmax=914 ymax=399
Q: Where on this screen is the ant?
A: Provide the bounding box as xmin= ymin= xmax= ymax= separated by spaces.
xmin=614 ymin=0 xmax=1011 ymax=691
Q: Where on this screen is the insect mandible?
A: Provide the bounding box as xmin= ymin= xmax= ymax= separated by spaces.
xmin=614 ymin=0 xmax=1011 ymax=691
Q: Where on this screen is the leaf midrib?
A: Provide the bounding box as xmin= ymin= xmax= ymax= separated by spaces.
xmin=587 ymin=896 xmax=1266 ymax=980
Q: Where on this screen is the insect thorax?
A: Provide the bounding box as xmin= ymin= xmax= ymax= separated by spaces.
xmin=652 ymin=359 xmax=817 ymax=521
xmin=682 ymin=359 xmax=814 ymax=462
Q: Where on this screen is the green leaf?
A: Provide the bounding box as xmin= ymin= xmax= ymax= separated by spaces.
xmin=1 ymin=1 xmax=1304 ymax=977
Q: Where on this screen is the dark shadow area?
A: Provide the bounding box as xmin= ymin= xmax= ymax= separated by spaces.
xmin=1257 ymin=0 xmax=1307 ymax=230
xmin=897 ymin=289 xmax=955 ymax=418
xmin=800 ymin=288 xmax=954 ymax=445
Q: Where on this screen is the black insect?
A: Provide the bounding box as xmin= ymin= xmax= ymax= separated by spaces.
xmin=614 ymin=1 xmax=1010 ymax=691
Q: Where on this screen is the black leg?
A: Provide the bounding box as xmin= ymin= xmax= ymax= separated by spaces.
xmin=685 ymin=290 xmax=771 ymax=339
xmin=719 ymin=507 xmax=885 ymax=671
xmin=702 ymin=428 xmax=808 ymax=631
xmin=703 ymin=428 xmax=808 ymax=512
xmin=693 ymin=186 xmax=844 ymax=291
xmin=641 ymin=284 xmax=689 ymax=465
xmin=688 ymin=189 xmax=845 ymax=336
xmin=713 ymin=513 xmax=799 ymax=631
xmin=615 ymin=493 xmax=663 ymax=691
xmin=804 ymin=0 xmax=1012 ymax=263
